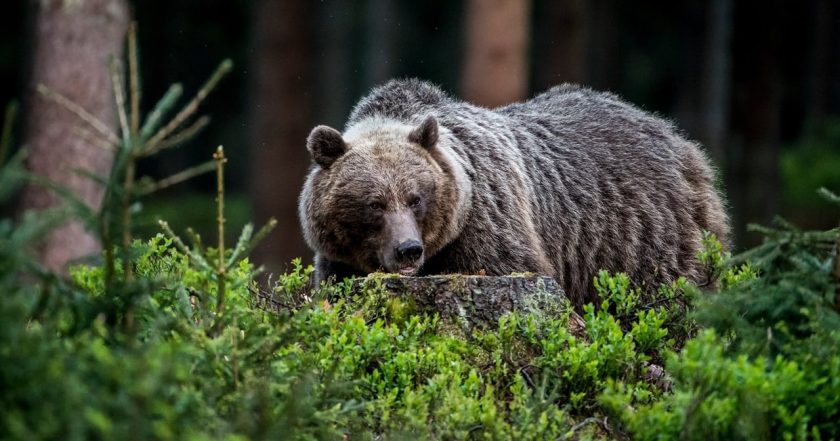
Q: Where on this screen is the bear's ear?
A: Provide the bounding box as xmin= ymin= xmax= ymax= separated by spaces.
xmin=307 ymin=125 xmax=348 ymax=169
xmin=408 ymin=115 xmax=439 ymax=150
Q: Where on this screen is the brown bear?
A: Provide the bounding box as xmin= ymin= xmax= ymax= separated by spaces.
xmin=298 ymin=79 xmax=729 ymax=307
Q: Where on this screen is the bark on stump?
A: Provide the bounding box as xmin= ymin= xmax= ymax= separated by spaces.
xmin=352 ymin=275 xmax=567 ymax=328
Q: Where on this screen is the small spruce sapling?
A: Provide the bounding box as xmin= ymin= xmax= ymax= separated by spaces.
xmin=35 ymin=23 xmax=232 ymax=289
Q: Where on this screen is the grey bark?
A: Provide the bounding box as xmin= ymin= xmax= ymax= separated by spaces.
xmin=253 ymin=275 xmax=567 ymax=329
xmin=20 ymin=0 xmax=130 ymax=272
xmin=353 ymin=275 xmax=566 ymax=329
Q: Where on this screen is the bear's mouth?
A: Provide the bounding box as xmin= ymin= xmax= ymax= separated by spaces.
xmin=396 ymin=265 xmax=418 ymax=276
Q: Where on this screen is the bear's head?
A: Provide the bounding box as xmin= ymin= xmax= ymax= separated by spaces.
xmin=299 ymin=115 xmax=472 ymax=276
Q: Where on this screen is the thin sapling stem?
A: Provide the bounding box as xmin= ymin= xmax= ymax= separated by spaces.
xmin=213 ymin=145 xmax=227 ymax=316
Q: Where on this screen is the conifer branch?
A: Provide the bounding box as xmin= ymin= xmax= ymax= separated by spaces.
xmin=185 ymin=227 xmax=206 ymax=256
xmin=109 ymin=57 xmax=131 ymax=148
xmin=158 ymin=220 xmax=213 ymax=272
xmin=158 ymin=220 xmax=190 ymax=254
xmin=36 ymin=84 xmax=120 ymax=145
xmin=122 ymin=161 xmax=136 ymax=280
xmin=146 ymin=60 xmax=232 ymax=150
xmin=128 ymin=22 xmax=141 ymax=136
xmin=834 ymin=223 xmax=840 ymax=284
xmin=818 ymin=187 xmax=840 ymax=206
xmin=70 ymin=167 xmax=109 ymax=186
xmin=135 ymin=160 xmax=215 ymax=196
xmin=108 ymin=55 xmax=137 ymax=280
xmin=226 ymin=223 xmax=253 ymax=270
xmin=226 ymin=219 xmax=277 ymax=270
xmin=140 ymin=83 xmax=182 ymax=138
xmin=71 ymin=126 xmax=117 ymax=152
xmin=141 ymin=116 xmax=210 ymax=156
xmin=213 ymin=146 xmax=228 ymax=316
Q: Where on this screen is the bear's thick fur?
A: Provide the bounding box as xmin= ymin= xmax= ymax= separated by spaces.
xmin=299 ymin=79 xmax=729 ymax=307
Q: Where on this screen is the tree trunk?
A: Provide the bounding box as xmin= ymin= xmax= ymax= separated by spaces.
xmin=584 ymin=0 xmax=620 ymax=90
xmin=461 ymin=0 xmax=532 ymax=107
xmin=699 ymin=0 xmax=732 ymax=165
xmin=533 ymin=0 xmax=587 ymax=89
xmin=20 ymin=0 xmax=130 ymax=272
xmin=249 ymin=0 xmax=314 ymax=273
xmin=806 ymin=0 xmax=831 ymax=120
xmin=364 ymin=0 xmax=401 ymax=88
xmin=728 ymin=0 xmax=782 ymax=246
xmin=314 ymin=0 xmax=354 ymax=128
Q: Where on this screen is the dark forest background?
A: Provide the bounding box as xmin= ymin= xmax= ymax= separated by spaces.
xmin=2 ymin=0 xmax=839 ymax=273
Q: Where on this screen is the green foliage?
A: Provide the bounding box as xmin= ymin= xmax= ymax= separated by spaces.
xmin=698 ymin=230 xmax=730 ymax=281
xmin=0 ymin=232 xmax=657 ymax=439
xmin=605 ymin=328 xmax=840 ymax=441
xmin=604 ymin=190 xmax=840 ymax=440
xmin=2 ymin=240 xmax=360 ymax=440
xmin=7 ymin=139 xmax=836 ymax=440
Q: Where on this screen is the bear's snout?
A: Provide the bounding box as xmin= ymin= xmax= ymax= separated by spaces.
xmin=389 ymin=238 xmax=424 ymax=275
xmin=395 ymin=240 xmax=423 ymax=264
xmin=380 ymin=210 xmax=424 ymax=275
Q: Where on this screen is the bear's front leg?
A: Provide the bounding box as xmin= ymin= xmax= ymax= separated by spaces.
xmin=313 ymin=254 xmax=366 ymax=286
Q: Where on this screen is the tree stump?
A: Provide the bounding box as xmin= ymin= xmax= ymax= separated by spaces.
xmin=352 ymin=274 xmax=568 ymax=328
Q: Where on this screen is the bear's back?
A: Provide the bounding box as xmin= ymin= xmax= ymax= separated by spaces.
xmin=345 ymin=79 xmax=729 ymax=306
xmin=347 ymin=79 xmax=451 ymax=128
xmin=493 ymin=86 xmax=721 ymax=300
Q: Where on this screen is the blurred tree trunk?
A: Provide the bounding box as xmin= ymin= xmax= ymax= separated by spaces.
xmin=365 ymin=0 xmax=401 ymax=88
xmin=673 ymin=2 xmax=706 ymax=142
xmin=462 ymin=0 xmax=532 ymax=107
xmin=534 ymin=0 xmax=587 ymax=89
xmin=315 ymin=0 xmax=353 ymax=128
xmin=728 ymin=0 xmax=782 ymax=246
xmin=584 ymin=0 xmax=619 ymax=90
xmin=20 ymin=0 xmax=130 ymax=272
xmin=699 ymin=0 xmax=732 ymax=165
xmin=806 ymin=0 xmax=831 ymax=120
xmin=249 ymin=0 xmax=313 ymax=272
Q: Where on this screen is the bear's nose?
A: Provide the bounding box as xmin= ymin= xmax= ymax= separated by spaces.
xmin=395 ymin=240 xmax=423 ymax=263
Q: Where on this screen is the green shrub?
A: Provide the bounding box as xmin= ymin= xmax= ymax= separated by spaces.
xmin=8 ymin=163 xmax=836 ymax=440
xmin=603 ymin=191 xmax=840 ymax=440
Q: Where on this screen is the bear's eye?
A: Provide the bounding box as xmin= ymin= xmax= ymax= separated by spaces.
xmin=369 ymin=201 xmax=385 ymax=211
xmin=408 ymin=195 xmax=422 ymax=208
